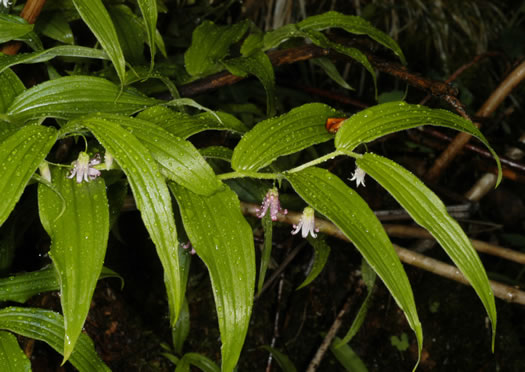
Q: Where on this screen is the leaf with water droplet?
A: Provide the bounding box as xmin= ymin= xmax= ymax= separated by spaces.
xmin=335 ymin=101 xmax=501 ymax=186
xmin=0 ymin=307 xmax=110 ymax=371
xmin=285 ymin=167 xmax=422 ymax=367
xmin=0 ymin=125 xmax=57 ymax=227
xmin=170 ymin=182 xmax=255 ymax=372
xmin=232 ymin=103 xmax=343 ymax=172
xmin=38 ymin=167 xmax=109 ymax=362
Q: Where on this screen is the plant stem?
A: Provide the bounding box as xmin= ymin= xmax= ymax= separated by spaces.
xmin=217 ymin=171 xmax=281 ymax=180
xmin=286 ymin=150 xmax=345 ymax=173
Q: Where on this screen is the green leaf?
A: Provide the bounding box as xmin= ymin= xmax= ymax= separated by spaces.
xmin=0 ymin=215 xmax=17 ymax=274
xmin=333 ymin=260 xmax=376 ymax=348
xmin=36 ymin=12 xmax=74 ymax=44
xmin=257 ymin=212 xmax=273 ymax=294
xmin=185 ymin=20 xmax=250 ymax=77
xmin=231 ymin=103 xmax=341 ymax=172
xmin=335 ymin=101 xmax=502 ymax=186
xmin=298 ymin=11 xmax=406 ymax=65
xmin=223 ymin=51 xmax=276 ymax=116
xmin=311 ymin=58 xmax=354 ymax=90
xmin=296 ymin=236 xmax=331 ymax=290
xmin=200 ymin=146 xmax=233 ymax=162
xmin=136 ymin=0 xmax=158 ymax=67
xmin=261 ymin=346 xmax=297 ymax=372
xmin=356 ymin=152 xmax=497 ymax=348
xmin=263 ymin=24 xmax=307 ymax=50
xmin=330 ymin=338 xmax=368 ymax=372
xmin=0 ymin=125 xmax=57 ymax=227
xmin=285 ymin=167 xmax=422 ymax=365
xmin=71 ymin=0 xmax=126 ymax=83
xmin=38 ymin=167 xmax=109 ymax=361
xmin=172 ymin=297 xmax=190 ymax=355
xmin=109 ymin=5 xmax=146 ymax=65
xmin=0 ymin=46 xmax=109 ymax=75
xmin=18 ymin=30 xmax=44 ymax=52
xmin=0 ymin=307 xmax=110 ymax=372
xmin=240 ymin=31 xmax=263 ymax=56
xmin=63 ymin=117 xmax=183 ymax=326
xmin=170 ymin=183 xmax=255 ymax=372
xmin=176 ymin=353 xmax=220 ymax=372
xmin=137 ymin=106 xmax=248 ymax=139
xmin=303 ymin=30 xmax=376 ymax=96
xmin=0 ymin=331 xmax=31 ymax=372
xmin=89 ymin=113 xmax=221 ymax=195
xmin=0 ymin=266 xmax=121 ymax=303
xmin=7 ymin=76 xmax=158 ymax=122
xmin=0 ymin=14 xmax=34 ymax=43
xmin=0 ymin=68 xmax=25 ymax=113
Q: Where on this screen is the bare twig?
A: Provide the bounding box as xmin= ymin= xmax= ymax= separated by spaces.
xmin=421 ymin=127 xmax=525 ymax=174
xmin=254 ymin=240 xmax=307 ymax=301
xmin=419 ymin=52 xmax=502 ymax=106
xmin=305 ymin=293 xmax=355 ymax=372
xmin=265 ymin=275 xmax=285 ymax=372
xmin=426 ymin=59 xmax=525 ymax=183
xmin=179 ymin=45 xmax=330 ymax=97
xmin=240 ymin=201 xmax=525 ymax=305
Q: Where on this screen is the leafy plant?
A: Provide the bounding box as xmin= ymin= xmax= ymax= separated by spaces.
xmin=0 ymin=1 xmax=501 ymax=371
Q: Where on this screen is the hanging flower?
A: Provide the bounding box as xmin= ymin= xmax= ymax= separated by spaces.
xmin=256 ymin=187 xmax=287 ymax=221
xmin=291 ymin=207 xmax=319 ymax=238
xmin=1 ymin=0 xmax=11 ymax=8
xmin=67 ymin=152 xmax=101 ymax=183
xmin=349 ymin=165 xmax=366 ymax=187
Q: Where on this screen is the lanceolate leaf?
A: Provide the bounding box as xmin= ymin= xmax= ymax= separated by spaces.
xmin=172 ymin=297 xmax=190 ymax=355
xmin=95 ymin=113 xmax=221 ymax=195
xmin=263 ymin=24 xmax=307 ymax=51
xmin=261 ymin=346 xmax=297 ymax=372
xmin=177 ymin=353 xmax=220 ymax=372
xmin=71 ymin=0 xmax=126 ymax=83
xmin=200 ymin=146 xmax=233 ymax=162
xmin=0 ymin=14 xmax=33 ymax=43
xmin=109 ymin=5 xmax=146 ymax=65
xmin=37 ymin=11 xmax=75 ymax=44
xmin=311 ymin=58 xmax=354 ymax=90
xmin=0 ymin=307 xmax=110 ymax=372
xmin=285 ymin=167 xmax=422 ymax=363
xmin=296 ymin=236 xmax=331 ymax=290
xmin=38 ymin=167 xmax=109 ymax=361
xmin=0 ymin=331 xmax=31 ymax=372
xmin=137 ymin=106 xmax=248 ymax=138
xmin=7 ymin=76 xmax=158 ymax=122
xmin=0 ymin=266 xmax=121 ymax=303
xmin=330 ymin=338 xmax=368 ymax=372
xmin=185 ymin=20 xmax=250 ymax=77
xmin=257 ymin=212 xmax=273 ymax=294
xmin=63 ymin=117 xmax=183 ymax=326
xmin=170 ymin=183 xmax=255 ymax=372
xmin=303 ymin=30 xmax=377 ymax=95
xmin=223 ymin=51 xmax=276 ymax=116
xmin=137 ymin=0 xmax=158 ymax=67
xmin=356 ymin=152 xmax=497 ymax=348
xmin=0 ymin=68 xmax=25 ymax=113
xmin=333 ymin=261 xmax=376 ymax=348
xmin=0 ymin=46 xmax=108 ymax=75
xmin=0 ymin=125 xmax=57 ymax=227
xmin=297 ymin=11 xmax=406 ymax=65
xmin=335 ymin=101 xmax=502 ymax=185
xmin=232 ymin=103 xmax=341 ymax=172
